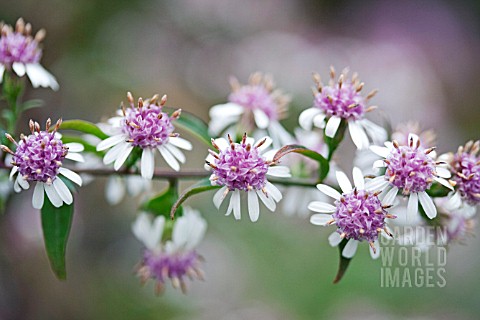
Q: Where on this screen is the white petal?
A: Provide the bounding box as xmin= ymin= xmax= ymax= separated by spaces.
xmin=253 ymin=109 xmax=269 ymax=129
xmin=204 ymin=154 xmax=215 ymax=171
xmin=299 ymin=108 xmax=322 ymax=130
xmin=373 ymin=159 xmax=386 ymax=168
xmin=65 ymin=143 xmax=84 ymax=152
xmin=165 ymin=143 xmax=186 ymax=163
xmin=158 ymin=146 xmax=180 ymax=171
xmin=213 ymin=138 xmax=229 ymax=151
xmin=209 ymin=102 xmax=244 ymax=117
xmin=12 ymin=62 xmax=26 ymax=76
xmin=365 ymin=176 xmax=389 ymax=192
xmin=65 ymin=152 xmax=85 ymax=162
xmin=408 ymin=133 xmax=419 ymax=148
xmin=316 ymin=184 xmax=341 ymax=200
xmin=53 ymin=178 xmax=73 ymax=205
xmin=418 ymin=191 xmax=437 ymax=219
xmin=313 ymin=114 xmax=326 ymax=129
xmin=435 ymin=167 xmax=451 ymax=179
xmin=112 ymin=144 xmax=133 ymax=171
xmin=17 ymin=176 xmax=29 ymax=190
xmin=407 ymin=192 xmax=419 ymax=220
xmin=336 ymin=171 xmax=353 ymax=193
xmin=369 ymin=145 xmax=390 ymax=158
xmin=267 ymin=166 xmax=291 ymax=178
xmin=44 ymin=183 xmax=63 ymax=207
xmin=32 ymin=182 xmax=45 ymax=209
xmin=308 ymin=201 xmax=336 ymax=213
xmin=325 ymin=116 xmax=341 ymax=138
xmin=369 ymin=240 xmax=380 ymax=259
xmin=361 ymin=119 xmax=388 ymax=144
xmin=434 ymin=177 xmax=454 ymax=191
xmin=168 ymin=137 xmax=192 ymax=150
xmin=257 ymin=189 xmax=276 ymax=211
xmin=255 ymin=136 xmax=273 ymax=152
xmin=342 ymin=239 xmax=358 ymax=258
xmin=265 ymin=181 xmax=282 ymax=202
xmin=349 ymin=121 xmax=369 ymax=150
xmin=103 ymin=141 xmax=129 ymax=165
xmin=132 ymin=213 xmax=164 ymax=250
xmin=310 ymin=214 xmax=333 ymax=226
xmin=213 ymin=186 xmax=228 ymax=209
xmin=25 ymin=64 xmax=59 ymax=90
xmin=225 ymin=194 xmax=234 ymax=216
xmin=9 ymin=166 xmax=18 ymax=180
xmin=97 ymin=134 xmax=127 ymax=151
xmin=59 ymin=168 xmax=82 ymax=186
xmin=352 ymin=167 xmax=365 ymax=190
xmin=328 ymin=232 xmax=343 ymax=247
xmin=248 ymin=190 xmax=260 ymax=222
xmin=140 ymin=148 xmax=155 ymax=179
xmin=232 ymin=190 xmax=241 ymax=220
xmin=105 ymin=176 xmax=126 ymax=205
xmin=382 ymin=187 xmax=398 ymax=206
xmin=0 ymin=64 xmax=4 ymax=82
xmin=262 ymin=149 xmax=277 ymax=162
xmin=13 ymin=179 xmax=21 ymax=193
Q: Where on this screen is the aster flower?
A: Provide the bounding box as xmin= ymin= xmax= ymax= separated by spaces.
xmin=299 ymin=67 xmax=386 ymax=149
xmin=1 ymin=119 xmax=84 ymax=209
xmin=208 ymin=72 xmax=294 ymax=148
xmin=132 ymin=208 xmax=207 ymax=294
xmin=446 ymin=140 xmax=480 ymax=207
xmin=205 ymin=134 xmax=291 ymax=222
xmin=368 ymin=133 xmax=454 ymax=219
xmin=0 ymin=18 xmax=58 ymax=90
xmin=96 ymin=92 xmax=192 ymax=179
xmin=309 ymin=167 xmax=396 ymax=259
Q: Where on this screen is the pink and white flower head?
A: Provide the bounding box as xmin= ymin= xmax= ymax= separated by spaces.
xmin=309 ymin=167 xmax=396 ymax=259
xmin=208 ymin=72 xmax=294 ymax=148
xmin=447 ymin=140 xmax=480 ymax=207
xmin=299 ymin=67 xmax=386 ymax=150
xmin=0 ymin=18 xmax=58 ymax=90
xmin=368 ymin=133 xmax=454 ymax=219
xmin=1 ymin=119 xmax=84 ymax=209
xmin=206 ymin=134 xmax=291 ymax=222
xmin=132 ymin=208 xmax=207 ymax=294
xmin=96 ymin=92 xmax=192 ymax=179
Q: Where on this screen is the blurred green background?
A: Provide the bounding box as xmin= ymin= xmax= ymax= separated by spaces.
xmin=1 ymin=0 xmax=480 ymax=319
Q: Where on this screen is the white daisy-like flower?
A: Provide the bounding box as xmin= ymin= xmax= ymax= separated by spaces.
xmin=368 ymin=133 xmax=454 ymax=219
xmin=0 ymin=18 xmax=58 ymax=90
xmin=208 ymin=72 xmax=294 ymax=148
xmin=1 ymin=119 xmax=84 ymax=209
xmin=132 ymin=207 xmax=207 ymax=294
xmin=299 ymin=67 xmax=386 ymax=150
xmin=96 ymin=92 xmax=192 ymax=179
xmin=309 ymin=167 xmax=396 ymax=259
xmin=205 ymin=134 xmax=291 ymax=222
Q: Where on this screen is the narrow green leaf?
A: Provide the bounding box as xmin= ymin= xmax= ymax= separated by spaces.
xmin=426 ymin=182 xmax=451 ymax=198
xmin=164 ymin=107 xmax=212 ymax=147
xmin=333 ymin=238 xmax=351 ymax=284
xmin=273 ymin=144 xmax=330 ymax=181
xmin=142 ymin=181 xmax=183 ymax=218
xmin=41 ymin=197 xmax=74 ymax=280
xmin=58 ymin=120 xmax=109 ymax=140
xmin=170 ymin=177 xmax=221 ymax=219
xmin=20 ymin=99 xmax=43 ymax=112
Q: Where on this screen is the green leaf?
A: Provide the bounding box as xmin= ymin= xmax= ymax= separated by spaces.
xmin=324 ymin=119 xmax=348 ymax=161
xmin=170 ymin=177 xmax=221 ymax=219
xmin=61 ymin=135 xmax=102 ymax=155
xmin=41 ymin=197 xmax=74 ymax=280
xmin=20 ymin=99 xmax=43 ymax=112
xmin=273 ymin=144 xmax=330 ymax=181
xmin=58 ymin=120 xmax=109 ymax=140
xmin=426 ymin=182 xmax=451 ymax=198
xmin=164 ymin=107 xmax=212 ymax=147
xmin=333 ymin=238 xmax=351 ymax=284
xmin=142 ymin=181 xmax=183 ymax=218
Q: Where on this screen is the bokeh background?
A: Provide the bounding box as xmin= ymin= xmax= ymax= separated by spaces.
xmin=1 ymin=0 xmax=480 ymax=319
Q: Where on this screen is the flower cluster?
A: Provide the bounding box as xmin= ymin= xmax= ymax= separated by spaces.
xmin=0 ymin=18 xmax=58 ymax=90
